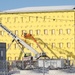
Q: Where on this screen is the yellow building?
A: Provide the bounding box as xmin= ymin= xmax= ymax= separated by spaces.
xmin=0 ymin=5 xmax=75 ymax=61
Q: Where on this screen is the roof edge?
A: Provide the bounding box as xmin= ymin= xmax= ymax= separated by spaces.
xmin=2 ymin=5 xmax=75 ymax=13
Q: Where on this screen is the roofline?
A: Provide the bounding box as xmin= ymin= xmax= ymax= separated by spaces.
xmin=1 ymin=5 xmax=75 ymax=13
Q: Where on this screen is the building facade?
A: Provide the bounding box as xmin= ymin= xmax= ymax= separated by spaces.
xmin=0 ymin=5 xmax=75 ymax=61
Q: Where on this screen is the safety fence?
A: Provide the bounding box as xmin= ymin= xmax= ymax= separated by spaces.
xmin=8 ymin=60 xmax=50 ymax=75
xmin=0 ymin=60 xmax=20 ymax=75
xmin=0 ymin=59 xmax=75 ymax=75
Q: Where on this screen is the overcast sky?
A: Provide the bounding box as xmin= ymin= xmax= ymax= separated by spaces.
xmin=0 ymin=0 xmax=75 ymax=11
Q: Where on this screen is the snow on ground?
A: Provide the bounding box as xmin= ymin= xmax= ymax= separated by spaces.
xmin=9 ymin=68 xmax=75 ymax=75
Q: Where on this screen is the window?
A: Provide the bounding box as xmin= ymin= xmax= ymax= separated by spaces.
xmin=36 ymin=30 xmax=40 ymax=35
xmin=67 ymin=42 xmax=70 ymax=48
xmin=29 ymin=30 xmax=33 ymax=34
xmin=8 ymin=57 xmax=12 ymax=60
xmin=7 ymin=44 xmax=11 ymax=50
xmin=67 ymin=57 xmax=70 ymax=60
xmin=60 ymin=56 xmax=64 ymax=59
xmin=7 ymin=17 xmax=10 ymax=22
xmin=8 ymin=44 xmax=10 ymax=49
xmin=7 ymin=57 xmax=10 ymax=61
xmin=66 ymin=29 xmax=71 ymax=34
xmin=30 ymin=43 xmax=33 ymax=47
xmin=59 ymin=43 xmax=63 ymax=48
xmin=36 ymin=16 xmax=38 ymax=21
xmin=14 ymin=17 xmax=17 ymax=22
xmin=37 ymin=45 xmax=39 ymax=48
xmin=22 ymin=30 xmax=26 ymax=35
xmin=15 ymin=30 xmax=18 ymax=35
xmin=0 ymin=31 xmax=3 ymax=36
xmin=2 ymin=31 xmax=3 ymax=35
xmin=15 ymin=57 xmax=18 ymax=60
xmin=52 ymin=56 xmax=57 ymax=59
xmin=44 ymin=43 xmax=48 ymax=48
xmin=44 ymin=29 xmax=48 ymax=35
xmin=21 ymin=17 xmax=23 ymax=22
xmin=0 ymin=18 xmax=2 ymax=23
xmin=24 ymin=53 xmax=31 ymax=57
xmin=59 ymin=29 xmax=63 ymax=34
xmin=15 ymin=44 xmax=18 ymax=49
xmin=43 ymin=16 xmax=46 ymax=21
xmin=52 ymin=43 xmax=55 ymax=48
xmin=29 ymin=16 xmax=31 ymax=21
xmin=51 ymin=29 xmax=55 ymax=35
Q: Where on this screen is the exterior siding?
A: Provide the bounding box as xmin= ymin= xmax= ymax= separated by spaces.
xmin=0 ymin=11 xmax=74 ymax=60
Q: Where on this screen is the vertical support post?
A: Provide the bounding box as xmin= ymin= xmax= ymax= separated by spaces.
xmin=22 ymin=60 xmax=24 ymax=70
xmin=6 ymin=61 xmax=8 ymax=75
xmin=43 ymin=59 xmax=45 ymax=75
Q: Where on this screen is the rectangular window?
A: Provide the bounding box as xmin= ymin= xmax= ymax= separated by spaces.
xmin=30 ymin=43 xmax=33 ymax=47
xmin=59 ymin=43 xmax=63 ymax=48
xmin=59 ymin=29 xmax=63 ymax=34
xmin=0 ymin=31 xmax=2 ymax=35
xmin=0 ymin=18 xmax=2 ymax=23
xmin=67 ymin=29 xmax=71 ymax=34
xmin=36 ymin=16 xmax=38 ymax=21
xmin=21 ymin=17 xmax=23 ymax=22
xmin=15 ymin=44 xmax=18 ymax=49
xmin=8 ymin=44 xmax=10 ymax=49
xmin=15 ymin=57 xmax=18 ymax=60
xmin=44 ymin=29 xmax=48 ymax=35
xmin=15 ymin=30 xmax=18 ymax=35
xmin=36 ymin=30 xmax=40 ymax=35
xmin=37 ymin=45 xmax=39 ymax=48
xmin=29 ymin=16 xmax=31 ymax=21
xmin=8 ymin=57 xmax=12 ymax=61
xmin=60 ymin=56 xmax=64 ymax=59
xmin=67 ymin=57 xmax=70 ymax=60
xmin=7 ymin=17 xmax=10 ymax=22
xmin=52 ymin=43 xmax=55 ymax=48
xmin=44 ymin=43 xmax=48 ymax=48
xmin=29 ymin=30 xmax=33 ymax=34
xmin=67 ymin=42 xmax=70 ymax=48
xmin=14 ymin=17 xmax=18 ymax=23
xmin=0 ymin=31 xmax=3 ymax=36
xmin=43 ymin=16 xmax=46 ymax=21
xmin=52 ymin=56 xmax=57 ymax=59
xmin=51 ymin=29 xmax=55 ymax=35
xmin=7 ymin=43 xmax=12 ymax=49
xmin=7 ymin=57 xmax=9 ymax=61
xmin=22 ymin=30 xmax=26 ymax=35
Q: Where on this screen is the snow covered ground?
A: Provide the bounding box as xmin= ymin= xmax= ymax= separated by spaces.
xmin=9 ymin=67 xmax=75 ymax=75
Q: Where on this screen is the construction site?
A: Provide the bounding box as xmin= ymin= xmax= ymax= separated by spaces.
xmin=0 ymin=5 xmax=75 ymax=75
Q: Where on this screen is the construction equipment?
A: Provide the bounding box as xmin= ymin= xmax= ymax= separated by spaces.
xmin=0 ymin=23 xmax=40 ymax=69
xmin=35 ymin=38 xmax=59 ymax=58
xmin=0 ymin=23 xmax=39 ymax=57
xmin=22 ymin=33 xmax=50 ymax=59
xmin=0 ymin=23 xmax=68 ymax=70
